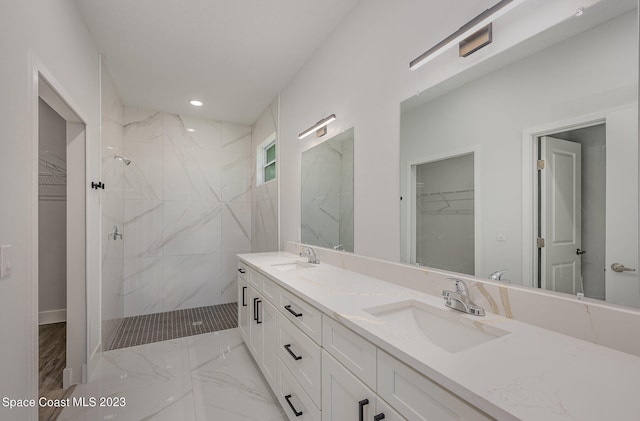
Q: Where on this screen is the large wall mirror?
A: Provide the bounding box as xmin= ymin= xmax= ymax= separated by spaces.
xmin=301 ymin=128 xmax=354 ymax=252
xmin=400 ymin=0 xmax=639 ymax=308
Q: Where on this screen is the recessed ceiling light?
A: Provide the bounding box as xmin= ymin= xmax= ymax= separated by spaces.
xmin=186 ymin=128 xmax=196 ymax=132
xmin=189 ymin=100 xmax=203 ymax=107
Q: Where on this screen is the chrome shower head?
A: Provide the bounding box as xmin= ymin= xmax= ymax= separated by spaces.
xmin=114 ymin=155 xmax=131 ymax=166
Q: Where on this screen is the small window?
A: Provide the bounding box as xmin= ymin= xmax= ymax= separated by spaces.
xmin=257 ymin=133 xmax=277 ymax=186
xmin=264 ymin=141 xmax=276 ymax=182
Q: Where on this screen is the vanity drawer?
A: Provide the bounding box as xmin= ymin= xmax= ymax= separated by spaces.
xmin=322 ymin=315 xmax=376 ymax=390
xmin=377 ymin=350 xmax=493 ymax=421
xmin=237 ymin=262 xmax=249 ymax=281
xmin=279 ymin=288 xmax=322 ymax=344
xmin=249 ymin=268 xmax=278 ymax=302
xmin=277 ymin=358 xmax=321 ymax=421
xmin=277 ymin=312 xmax=322 ymax=409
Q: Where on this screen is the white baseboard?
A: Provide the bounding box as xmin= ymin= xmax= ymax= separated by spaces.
xmin=63 ymin=367 xmax=72 ymax=389
xmin=39 ymin=309 xmax=67 ymax=325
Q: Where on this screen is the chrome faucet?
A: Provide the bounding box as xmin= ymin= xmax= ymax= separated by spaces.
xmin=300 ymin=246 xmax=320 ymax=264
xmin=488 ymin=269 xmax=510 ymax=283
xmin=333 ymin=244 xmax=344 ymax=251
xmin=442 ymin=278 xmax=485 ymax=316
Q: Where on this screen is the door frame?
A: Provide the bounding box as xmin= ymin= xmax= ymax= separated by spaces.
xmin=29 ymin=53 xmax=89 ymax=399
xmin=521 ymin=107 xmax=631 ymax=289
xmin=404 ymin=145 xmax=481 ymax=275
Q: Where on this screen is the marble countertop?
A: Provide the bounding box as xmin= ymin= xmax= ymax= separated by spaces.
xmin=239 ymin=252 xmax=640 ymax=421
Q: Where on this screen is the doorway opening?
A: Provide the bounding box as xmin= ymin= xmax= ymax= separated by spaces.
xmin=36 ymin=74 xmax=87 ymax=406
xmin=38 ymin=98 xmax=69 ymax=401
xmin=535 ymin=124 xmax=606 ymax=299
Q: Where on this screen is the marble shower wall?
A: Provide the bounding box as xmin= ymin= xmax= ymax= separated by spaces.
xmin=101 ymin=67 xmax=125 ymax=333
xmin=251 ymin=98 xmax=279 ymax=252
xmin=122 ymin=107 xmax=252 ymax=316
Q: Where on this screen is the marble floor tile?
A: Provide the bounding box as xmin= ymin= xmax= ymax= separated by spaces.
xmin=59 ymin=328 xmax=284 ymax=421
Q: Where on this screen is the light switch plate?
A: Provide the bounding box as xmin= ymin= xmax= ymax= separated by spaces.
xmin=0 ymin=245 xmax=12 ymax=278
xmin=496 ymin=228 xmax=506 ymax=242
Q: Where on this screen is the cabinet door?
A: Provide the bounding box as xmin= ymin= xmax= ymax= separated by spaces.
xmin=322 ymin=350 xmax=375 ymax=421
xmin=248 ymin=287 xmax=262 ymax=358
xmin=238 ymin=276 xmax=249 ymax=342
xmin=261 ymin=297 xmax=277 ymax=389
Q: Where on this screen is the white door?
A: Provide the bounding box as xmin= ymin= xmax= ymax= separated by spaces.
xmin=541 ymin=136 xmax=582 ymax=294
xmin=605 ymin=106 xmax=639 ymax=307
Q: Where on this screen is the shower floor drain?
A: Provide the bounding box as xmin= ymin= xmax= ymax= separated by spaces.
xmin=192 ymin=321 xmax=204 ymax=326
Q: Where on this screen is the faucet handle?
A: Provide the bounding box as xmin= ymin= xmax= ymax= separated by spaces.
xmin=489 ymin=269 xmax=507 ymax=280
xmin=446 ymin=278 xmax=469 ymax=296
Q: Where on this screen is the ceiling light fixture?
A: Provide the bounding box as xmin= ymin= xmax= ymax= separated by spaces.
xmin=298 ymin=114 xmax=337 ymax=139
xmin=189 ymin=100 xmax=203 ymax=107
xmin=409 ymin=0 xmax=526 ymax=71
xmin=186 ymin=128 xmax=196 ymax=132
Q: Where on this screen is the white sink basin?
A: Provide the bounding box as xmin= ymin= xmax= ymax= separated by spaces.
xmin=364 ymin=300 xmax=508 ymax=353
xmin=270 ymin=261 xmax=317 ymax=271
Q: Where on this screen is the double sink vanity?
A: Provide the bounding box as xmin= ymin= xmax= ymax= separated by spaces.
xmin=236 ymin=245 xmax=640 ymax=420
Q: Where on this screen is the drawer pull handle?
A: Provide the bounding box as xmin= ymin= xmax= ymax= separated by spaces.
xmin=284 ymin=394 xmax=303 ymax=417
xmin=253 ymin=297 xmax=259 ymax=321
xmin=256 ymin=299 xmax=262 ymax=324
xmin=284 ymin=344 xmax=302 ymax=361
xmin=238 ymin=268 xmax=246 ymax=274
xmin=358 ymin=399 xmax=369 ymax=421
xmin=374 ymin=414 xmax=385 ymax=421
xmin=242 ymin=287 xmax=247 ymax=307
xmin=284 ymin=304 xmax=303 ymax=318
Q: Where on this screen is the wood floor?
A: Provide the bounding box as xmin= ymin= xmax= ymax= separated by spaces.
xmin=39 ymin=322 xmax=66 ymax=393
xmin=39 ymin=322 xmax=73 ymax=421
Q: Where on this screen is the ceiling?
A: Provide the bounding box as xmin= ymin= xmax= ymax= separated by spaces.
xmin=75 ymin=0 xmax=360 ymax=125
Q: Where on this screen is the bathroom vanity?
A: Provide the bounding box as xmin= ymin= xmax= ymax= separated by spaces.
xmin=237 ymin=248 xmax=640 ymax=420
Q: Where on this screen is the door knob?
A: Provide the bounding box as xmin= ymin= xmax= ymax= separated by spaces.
xmin=611 ymin=263 xmax=636 ymax=273
xmin=576 ymin=248 xmax=586 ymax=255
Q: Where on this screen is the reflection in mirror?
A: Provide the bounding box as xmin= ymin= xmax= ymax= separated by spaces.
xmin=400 ymin=1 xmax=639 ymax=307
xmin=301 ymin=128 xmax=354 ymax=252
xmin=414 ymin=153 xmax=475 ymax=275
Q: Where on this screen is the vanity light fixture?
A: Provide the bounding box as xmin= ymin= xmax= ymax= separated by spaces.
xmin=298 ymin=114 xmax=336 ymax=139
xmin=189 ymin=99 xmax=203 ymax=107
xmin=409 ymin=0 xmax=526 ymax=70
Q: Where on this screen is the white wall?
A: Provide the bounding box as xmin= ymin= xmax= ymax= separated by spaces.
xmin=38 ymin=99 xmax=67 ymax=320
xmin=278 ymin=0 xmax=609 ymax=262
xmin=121 ymin=107 xmax=252 ymax=316
xmin=400 ymin=11 xmax=637 ymax=281
xmin=0 ymin=0 xmax=101 ymax=417
xmin=251 ymin=98 xmax=280 ymax=252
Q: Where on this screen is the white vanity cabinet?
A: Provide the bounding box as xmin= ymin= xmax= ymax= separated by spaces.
xmin=237 ymin=258 xmax=494 ymax=421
